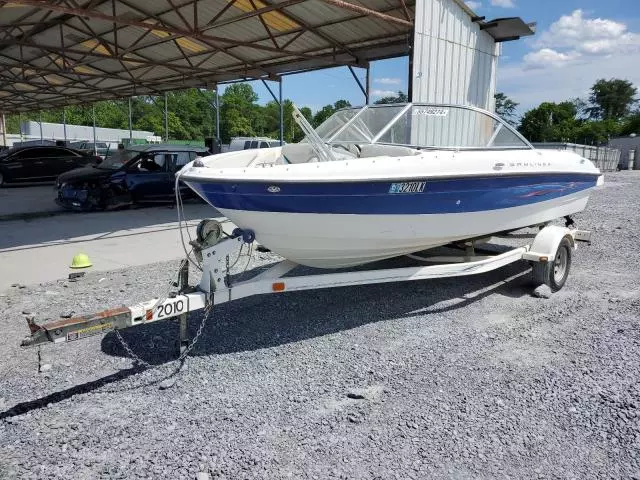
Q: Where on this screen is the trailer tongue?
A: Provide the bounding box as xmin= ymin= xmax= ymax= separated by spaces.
xmin=20 ymin=219 xmax=591 ymax=358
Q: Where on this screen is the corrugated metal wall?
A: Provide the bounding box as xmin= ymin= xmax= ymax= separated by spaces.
xmin=533 ymin=143 xmax=622 ymax=172
xmin=22 ymin=121 xmax=154 ymax=143
xmin=411 ymin=0 xmax=499 ymax=111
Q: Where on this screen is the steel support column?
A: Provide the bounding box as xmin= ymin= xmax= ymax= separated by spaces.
xmin=215 ymin=89 xmax=220 ymax=145
xmin=408 ymin=27 xmax=415 ymax=102
xmin=366 ymin=64 xmax=371 ymax=105
xmin=261 ymin=78 xmax=284 ymax=145
xmin=0 ymin=113 xmax=6 ymax=147
xmin=18 ymin=112 xmax=22 ymax=141
xmin=164 ymin=93 xmax=169 ymax=142
xmin=128 ymin=97 xmax=133 ymax=141
xmin=279 ymin=79 xmax=284 ymax=146
xmin=62 ymin=107 xmax=67 ymax=143
xmin=92 ymin=105 xmax=97 ymax=155
xmin=348 ymin=65 xmax=368 ymax=104
xmin=39 ymin=112 xmax=43 ymax=143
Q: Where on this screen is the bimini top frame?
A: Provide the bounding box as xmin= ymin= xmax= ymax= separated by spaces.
xmin=312 ymin=103 xmax=534 ymax=152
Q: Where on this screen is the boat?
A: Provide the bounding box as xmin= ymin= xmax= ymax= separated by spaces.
xmin=179 ymin=103 xmax=602 ymax=269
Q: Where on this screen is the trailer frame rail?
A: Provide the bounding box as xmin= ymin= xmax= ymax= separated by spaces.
xmin=21 ymin=222 xmax=591 ymax=351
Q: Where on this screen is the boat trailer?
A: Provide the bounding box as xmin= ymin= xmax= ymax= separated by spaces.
xmin=20 ymin=220 xmax=592 ymax=355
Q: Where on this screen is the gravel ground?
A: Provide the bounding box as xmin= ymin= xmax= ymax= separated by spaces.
xmin=1 ymin=172 xmax=639 ymax=480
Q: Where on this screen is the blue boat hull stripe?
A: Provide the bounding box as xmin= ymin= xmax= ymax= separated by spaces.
xmin=186 ymin=174 xmax=598 ymax=215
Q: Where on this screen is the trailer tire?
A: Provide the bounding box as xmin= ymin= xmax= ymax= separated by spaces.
xmin=531 ymin=236 xmax=573 ymax=292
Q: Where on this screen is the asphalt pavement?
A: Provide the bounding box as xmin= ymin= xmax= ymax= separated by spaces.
xmin=0 ymin=184 xmax=64 ymax=220
xmin=0 ymin=203 xmax=221 ymax=290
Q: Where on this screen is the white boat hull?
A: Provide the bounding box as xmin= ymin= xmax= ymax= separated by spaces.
xmin=217 ymin=189 xmax=591 ymax=268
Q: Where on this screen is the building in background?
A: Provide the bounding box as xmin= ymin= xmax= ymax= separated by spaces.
xmin=608 ymin=136 xmax=640 ymax=170
xmin=17 ymin=121 xmax=155 ymax=149
xmin=411 ymin=0 xmax=535 ymax=111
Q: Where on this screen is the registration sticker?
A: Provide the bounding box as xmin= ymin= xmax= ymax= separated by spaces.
xmin=389 ymin=182 xmax=426 ymax=194
xmin=412 ymin=107 xmax=449 ymax=117
xmin=66 ymin=322 xmax=113 ymax=342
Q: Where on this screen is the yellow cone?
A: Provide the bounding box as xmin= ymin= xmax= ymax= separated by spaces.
xmin=70 ymin=253 xmax=92 ymax=269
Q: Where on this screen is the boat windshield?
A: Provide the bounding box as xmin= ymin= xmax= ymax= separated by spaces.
xmin=313 ymin=104 xmax=532 ymax=150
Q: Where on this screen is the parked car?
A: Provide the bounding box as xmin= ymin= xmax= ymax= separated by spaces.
xmin=69 ymin=141 xmax=112 ymax=159
xmin=228 ymin=136 xmax=283 ymax=152
xmin=0 ymin=145 xmax=100 ymax=186
xmin=55 ymin=144 xmax=210 ymax=211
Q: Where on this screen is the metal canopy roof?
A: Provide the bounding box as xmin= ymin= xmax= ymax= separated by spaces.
xmin=0 ymin=0 xmax=533 ymax=113
xmin=0 ymin=0 xmax=415 ymax=112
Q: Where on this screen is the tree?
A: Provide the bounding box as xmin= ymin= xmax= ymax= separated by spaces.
xmin=262 ymin=100 xmax=313 ymax=143
xmin=219 ymin=83 xmax=260 ymax=143
xmin=312 ymin=99 xmax=351 ymax=127
xmin=374 ymin=91 xmax=408 ymax=105
xmin=575 ymin=119 xmax=620 ymax=145
xmin=586 ymin=79 xmax=638 ymax=121
xmin=518 ymin=102 xmax=579 ymax=143
xmin=494 ymin=92 xmax=519 ymax=125
xmin=333 ymin=99 xmax=351 ymax=110
xmin=571 ymin=97 xmax=589 ymax=119
xmin=620 ymin=111 xmax=640 ymax=137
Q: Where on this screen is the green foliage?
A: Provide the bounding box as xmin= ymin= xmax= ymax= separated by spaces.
xmin=374 ymin=91 xmax=408 ymax=105
xmin=586 ymin=79 xmax=638 ymax=121
xmin=1 ymin=82 xmax=348 ymax=145
xmin=619 ymin=110 xmax=640 ymax=137
xmin=494 ymin=92 xmax=519 ymax=125
xmin=260 ymin=100 xmax=313 ymax=143
xmin=312 ymin=100 xmax=352 ymax=127
xmin=218 ymin=84 xmax=260 ymax=143
xmin=575 ymin=119 xmax=621 ymax=144
xmin=518 ymin=102 xmax=579 ymax=142
xmin=518 ymin=78 xmax=638 ymax=144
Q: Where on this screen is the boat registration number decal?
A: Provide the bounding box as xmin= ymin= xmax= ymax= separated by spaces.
xmin=389 ymin=182 xmax=426 ymax=194
xmin=412 ymin=107 xmax=449 ymax=117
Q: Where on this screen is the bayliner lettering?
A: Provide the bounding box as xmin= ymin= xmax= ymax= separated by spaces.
xmin=389 ymin=182 xmax=427 ymax=194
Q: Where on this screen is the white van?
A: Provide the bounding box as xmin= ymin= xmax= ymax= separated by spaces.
xmin=228 ymin=137 xmax=283 ymax=152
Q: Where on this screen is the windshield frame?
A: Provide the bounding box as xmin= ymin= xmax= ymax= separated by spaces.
xmin=94 ymin=149 xmax=142 ymax=169
xmin=315 ymin=103 xmax=534 ymax=151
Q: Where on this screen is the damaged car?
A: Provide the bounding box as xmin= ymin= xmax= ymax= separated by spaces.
xmin=55 ymin=144 xmax=210 ymax=211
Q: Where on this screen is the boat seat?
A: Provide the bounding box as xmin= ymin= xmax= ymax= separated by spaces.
xmin=281 ymin=143 xmax=316 ymax=164
xmin=281 ymin=143 xmax=357 ymax=164
xmin=359 ymin=144 xmax=421 ymax=158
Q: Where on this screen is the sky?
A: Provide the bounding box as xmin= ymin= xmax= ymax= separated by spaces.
xmin=221 ymin=0 xmax=640 ymax=118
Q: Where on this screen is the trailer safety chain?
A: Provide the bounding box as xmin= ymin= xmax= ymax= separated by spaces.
xmin=113 ymin=255 xmax=212 ymax=370
xmin=114 ymin=301 xmax=213 ymax=369
xmin=112 ymin=167 xmax=251 ymax=370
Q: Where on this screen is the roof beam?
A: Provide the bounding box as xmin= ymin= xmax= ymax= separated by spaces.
xmin=114 ymin=0 xmax=275 ymax=76
xmin=398 ymin=0 xmax=412 ymax=22
xmin=5 ymin=0 xmax=322 ymax=60
xmin=207 ymin=0 xmax=305 ymax=28
xmin=257 ymin=0 xmax=358 ymax=60
xmin=318 ymin=0 xmax=413 ymax=27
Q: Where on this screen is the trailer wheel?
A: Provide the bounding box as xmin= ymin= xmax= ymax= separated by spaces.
xmin=532 ymin=237 xmax=573 ymax=291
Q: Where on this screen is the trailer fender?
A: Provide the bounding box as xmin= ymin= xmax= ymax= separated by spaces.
xmin=522 ymin=225 xmax=575 ymax=263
